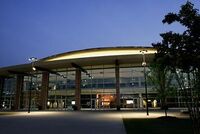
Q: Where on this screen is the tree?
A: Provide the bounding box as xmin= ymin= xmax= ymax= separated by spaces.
xmin=152 ymin=2 xmax=200 ymax=134
xmin=148 ymin=62 xmax=175 ymax=117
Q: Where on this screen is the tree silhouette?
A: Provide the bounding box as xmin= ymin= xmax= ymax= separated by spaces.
xmin=152 ymin=2 xmax=200 ymax=134
xmin=148 ymin=63 xmax=175 ymax=117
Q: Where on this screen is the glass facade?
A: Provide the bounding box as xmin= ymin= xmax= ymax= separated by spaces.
xmin=81 ymin=66 xmax=116 ymax=109
xmin=22 ymin=74 xmax=42 ymax=110
xmin=48 ymin=70 xmax=75 ymax=110
xmin=0 ymin=65 xmax=183 ymax=110
xmin=44 ymin=65 xmax=156 ymax=110
xmin=1 ymin=78 xmax=16 ymax=110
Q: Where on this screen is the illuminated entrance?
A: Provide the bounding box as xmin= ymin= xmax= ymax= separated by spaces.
xmin=41 ymin=65 xmax=155 ymax=110
xmin=81 ymin=94 xmax=116 ymax=109
xmin=80 ymin=67 xmax=117 ymax=110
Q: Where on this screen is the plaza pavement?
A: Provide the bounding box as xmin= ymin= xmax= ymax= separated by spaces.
xmin=0 ymin=110 xmax=189 ymax=134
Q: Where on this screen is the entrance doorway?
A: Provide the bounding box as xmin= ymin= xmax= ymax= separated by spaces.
xmin=121 ymin=94 xmax=141 ymax=109
xmin=81 ymin=94 xmax=116 ymax=110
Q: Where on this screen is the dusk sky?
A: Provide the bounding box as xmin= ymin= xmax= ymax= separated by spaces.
xmin=0 ymin=0 xmax=200 ymax=67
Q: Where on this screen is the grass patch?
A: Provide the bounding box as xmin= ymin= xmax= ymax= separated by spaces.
xmin=123 ymin=117 xmax=193 ymax=134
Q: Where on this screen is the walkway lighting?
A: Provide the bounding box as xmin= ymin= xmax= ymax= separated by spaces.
xmin=28 ymin=57 xmax=37 ymax=113
xmin=140 ymin=50 xmax=149 ymax=116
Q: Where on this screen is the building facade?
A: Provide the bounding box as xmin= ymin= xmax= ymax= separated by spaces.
xmin=0 ymin=47 xmax=182 ymax=111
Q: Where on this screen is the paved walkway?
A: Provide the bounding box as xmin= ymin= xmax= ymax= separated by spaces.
xmin=0 ymin=111 xmax=126 ymax=134
xmin=0 ymin=110 xmax=189 ymax=134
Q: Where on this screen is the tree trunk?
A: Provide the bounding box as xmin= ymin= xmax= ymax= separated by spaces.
xmin=164 ymin=97 xmax=168 ymax=117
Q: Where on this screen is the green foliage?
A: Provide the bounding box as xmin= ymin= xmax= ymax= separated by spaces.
xmin=147 ymin=63 xmax=175 ymax=108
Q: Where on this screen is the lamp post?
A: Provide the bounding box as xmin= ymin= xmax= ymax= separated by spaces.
xmin=28 ymin=57 xmax=37 ymax=113
xmin=140 ymin=50 xmax=149 ymax=116
xmin=90 ymin=76 xmax=93 ymax=110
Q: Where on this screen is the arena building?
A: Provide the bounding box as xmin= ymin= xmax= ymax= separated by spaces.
xmin=0 ymin=46 xmax=179 ymax=111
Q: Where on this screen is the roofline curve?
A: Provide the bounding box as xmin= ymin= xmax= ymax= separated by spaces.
xmin=41 ymin=46 xmax=155 ymax=61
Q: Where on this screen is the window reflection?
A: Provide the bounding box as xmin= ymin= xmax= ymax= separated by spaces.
xmin=1 ymin=78 xmax=16 ymax=110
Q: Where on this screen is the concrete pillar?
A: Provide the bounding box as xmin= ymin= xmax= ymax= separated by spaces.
xmin=14 ymin=75 xmax=24 ymax=110
xmin=75 ymin=68 xmax=81 ymax=110
xmin=40 ymin=72 xmax=49 ymax=110
xmin=0 ymin=78 xmax=5 ymax=109
xmin=115 ymin=60 xmax=120 ymax=110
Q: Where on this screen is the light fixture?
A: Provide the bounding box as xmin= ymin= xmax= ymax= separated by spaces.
xmin=142 ymin=61 xmax=146 ymax=66
xmin=32 ymin=66 xmax=36 ymax=71
xmin=29 ymin=57 xmax=38 ymax=62
xmin=71 ymin=101 xmax=75 ymax=105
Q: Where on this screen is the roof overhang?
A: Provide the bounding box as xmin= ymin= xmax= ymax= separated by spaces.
xmin=0 ymin=47 xmax=157 ymax=77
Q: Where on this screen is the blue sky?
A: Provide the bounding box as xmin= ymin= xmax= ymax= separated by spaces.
xmin=0 ymin=0 xmax=200 ymax=67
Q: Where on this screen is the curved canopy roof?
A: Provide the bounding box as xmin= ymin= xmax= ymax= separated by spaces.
xmin=43 ymin=47 xmax=156 ymax=62
xmin=0 ymin=46 xmax=156 ymax=77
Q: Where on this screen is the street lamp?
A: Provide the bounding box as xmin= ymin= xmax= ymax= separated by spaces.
xmin=140 ymin=50 xmax=149 ymax=116
xmin=90 ymin=76 xmax=93 ymax=110
xmin=28 ymin=57 xmax=37 ymax=113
